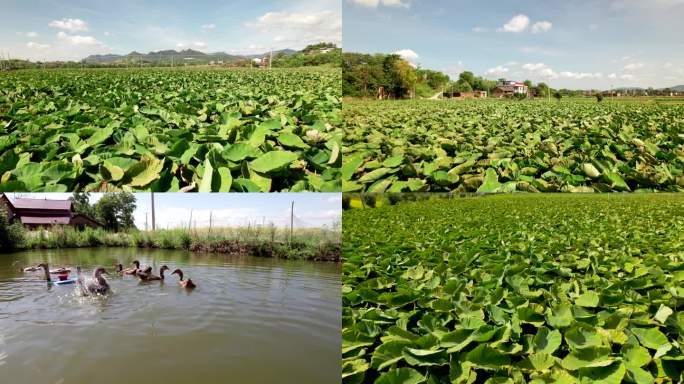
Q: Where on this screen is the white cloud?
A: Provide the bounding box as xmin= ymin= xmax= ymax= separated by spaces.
xmin=347 ymin=0 xmax=410 ymax=8
xmin=26 ymin=41 xmax=50 ymax=49
xmin=559 ymin=71 xmax=603 ymax=79
xmin=26 ymin=31 xmax=38 ymax=38
xmin=621 ymin=74 xmax=636 ymax=80
xmin=176 ymin=43 xmax=185 ymax=48
xmin=56 ymin=31 xmax=103 ymax=46
xmin=193 ymin=41 xmax=207 ymax=48
xmin=486 ymin=65 xmax=510 ymax=76
xmin=499 ymin=14 xmax=530 ymax=33
xmin=531 ymin=21 xmax=553 ymax=33
xmin=623 ymin=62 xmax=644 ymax=71
xmin=394 ymin=48 xmax=418 ymax=62
xmin=664 ymin=62 xmax=673 ymax=68
xmin=608 ymin=73 xmax=617 ymax=79
xmin=589 ymin=24 xmax=599 ymax=30
xmin=201 ymin=23 xmax=216 ymax=30
xmin=49 ymin=18 xmax=88 ymax=32
xmin=246 ymin=10 xmax=341 ymax=49
xmin=472 ymin=26 xmax=487 ymax=33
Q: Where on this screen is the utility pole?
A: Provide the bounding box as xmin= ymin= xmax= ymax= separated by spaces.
xmin=188 ymin=209 xmax=193 ymax=231
xmin=269 ymin=48 xmax=273 ymax=70
xmin=209 ymin=211 xmax=212 ymax=233
xmin=289 ymin=201 xmax=294 ymax=246
xmin=145 ymin=212 xmax=148 ymax=231
xmin=151 ymin=192 xmax=156 ymax=231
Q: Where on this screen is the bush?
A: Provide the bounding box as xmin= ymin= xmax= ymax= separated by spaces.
xmin=387 ymin=194 xmax=402 ymax=205
xmin=363 ymin=194 xmax=376 ymax=208
xmin=0 ymin=211 xmax=26 ymax=250
xmin=342 ymin=195 xmax=351 ymax=210
xmin=596 ymin=94 xmax=604 ymax=102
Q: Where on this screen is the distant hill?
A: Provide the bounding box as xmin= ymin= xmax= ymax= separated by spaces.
xmin=83 ymin=48 xmax=297 ymax=64
xmin=668 ymin=85 xmax=684 ymax=92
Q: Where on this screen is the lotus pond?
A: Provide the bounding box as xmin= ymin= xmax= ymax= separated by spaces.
xmin=0 ymin=248 xmax=341 ymax=383
xmin=342 ymin=99 xmax=684 ymax=193
xmin=342 ymin=193 xmax=684 ymax=383
xmin=0 ymin=67 xmax=341 ymax=192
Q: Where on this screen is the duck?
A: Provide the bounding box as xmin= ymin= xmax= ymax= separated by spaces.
xmin=137 ymin=265 xmax=169 ymax=281
xmin=122 ymin=260 xmax=140 ymax=275
xmin=37 ymin=263 xmax=52 ymax=282
xmin=171 ymin=269 xmax=196 ymax=289
xmin=22 ymin=265 xmax=40 ymax=272
xmin=83 ymin=267 xmax=110 ymax=295
xmin=115 ymin=263 xmax=123 ymax=275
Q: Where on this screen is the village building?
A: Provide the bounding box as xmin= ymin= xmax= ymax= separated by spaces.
xmin=0 ymin=193 xmax=101 ymax=229
xmin=492 ymin=80 xmax=529 ymax=98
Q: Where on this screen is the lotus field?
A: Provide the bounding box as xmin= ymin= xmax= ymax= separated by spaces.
xmin=342 ymin=100 xmax=684 ymax=193
xmin=0 ymin=67 xmax=341 ymax=192
xmin=342 ymin=194 xmax=684 ymax=383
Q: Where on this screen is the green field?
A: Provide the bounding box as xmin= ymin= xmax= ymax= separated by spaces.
xmin=342 ymin=99 xmax=684 ymax=193
xmin=342 ymin=194 xmax=684 ymax=383
xmin=0 ymin=67 xmax=341 ymax=192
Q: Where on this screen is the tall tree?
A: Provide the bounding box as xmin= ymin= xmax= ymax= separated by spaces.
xmin=94 ymin=193 xmax=137 ymax=231
xmin=70 ymin=192 xmax=95 ymax=217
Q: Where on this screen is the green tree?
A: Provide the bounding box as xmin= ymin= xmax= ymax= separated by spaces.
xmin=94 ymin=193 xmax=137 ymax=231
xmin=0 ymin=208 xmax=24 ymax=251
xmin=554 ymin=92 xmax=562 ymax=101
xmin=537 ymin=82 xmax=550 ymax=98
xmin=455 ymin=79 xmax=473 ymax=92
xmin=70 ymin=192 xmax=95 ymax=217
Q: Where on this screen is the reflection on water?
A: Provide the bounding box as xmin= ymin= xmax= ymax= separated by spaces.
xmin=0 ymin=248 xmax=341 ymax=384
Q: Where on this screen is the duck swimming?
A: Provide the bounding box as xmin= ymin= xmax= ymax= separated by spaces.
xmin=22 ymin=265 xmax=40 ymax=272
xmin=171 ymin=269 xmax=196 ymax=289
xmin=82 ymin=267 xmax=110 ymax=295
xmin=122 ymin=260 xmax=140 ymax=275
xmin=137 ymin=266 xmax=169 ymax=281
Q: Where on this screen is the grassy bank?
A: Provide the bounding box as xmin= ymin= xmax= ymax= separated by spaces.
xmin=1 ymin=225 xmax=340 ymax=261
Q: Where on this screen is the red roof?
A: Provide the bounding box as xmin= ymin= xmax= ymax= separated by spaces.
xmin=20 ymin=216 xmax=71 ymax=225
xmin=10 ymin=197 xmax=72 ymax=211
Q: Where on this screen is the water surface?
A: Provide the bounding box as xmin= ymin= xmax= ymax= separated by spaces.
xmin=0 ymin=248 xmax=341 ymax=384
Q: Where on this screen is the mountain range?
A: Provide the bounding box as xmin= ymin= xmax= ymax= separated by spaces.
xmin=83 ymin=48 xmax=298 ymax=64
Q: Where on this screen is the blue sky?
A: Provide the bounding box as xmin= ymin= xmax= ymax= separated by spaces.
xmin=344 ymin=0 xmax=684 ymax=89
xmin=0 ymin=0 xmax=340 ymax=61
xmin=5 ymin=193 xmax=342 ymax=230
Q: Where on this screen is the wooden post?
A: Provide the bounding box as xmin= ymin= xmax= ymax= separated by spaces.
xmin=151 ymin=192 xmax=156 ymax=231
xmin=289 ymin=201 xmax=294 ymax=246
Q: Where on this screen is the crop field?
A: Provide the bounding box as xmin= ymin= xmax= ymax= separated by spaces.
xmin=342 ymin=99 xmax=684 ymax=193
xmin=0 ymin=67 xmax=341 ymax=192
xmin=342 ymin=194 xmax=684 ymax=383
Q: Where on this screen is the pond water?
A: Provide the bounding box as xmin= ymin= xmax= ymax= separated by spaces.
xmin=0 ymin=248 xmax=341 ymax=384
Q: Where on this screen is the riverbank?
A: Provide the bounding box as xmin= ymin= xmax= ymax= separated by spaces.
xmin=1 ymin=226 xmax=340 ymax=262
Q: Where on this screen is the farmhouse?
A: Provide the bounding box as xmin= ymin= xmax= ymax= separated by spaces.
xmin=0 ymin=193 xmax=101 ymax=229
xmin=492 ymin=80 xmax=528 ymax=98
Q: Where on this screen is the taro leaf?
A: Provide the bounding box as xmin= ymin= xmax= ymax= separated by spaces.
xmin=575 ymin=291 xmax=600 ymax=307
xmin=278 ymin=132 xmax=308 ymax=149
xmin=622 ymin=345 xmax=651 ymax=367
xmin=249 ymin=151 xmax=298 ymax=173
xmin=375 ymin=368 xmax=426 ymax=384
xmin=0 ymin=150 xmax=19 ymax=174
xmin=87 ymin=124 xmax=115 ymax=146
xmin=465 ymin=345 xmax=511 ymax=369
xmin=231 ymin=178 xmax=261 ymax=192
xmin=534 ymin=327 xmax=562 ymax=354
xmin=477 ymin=168 xmax=502 ymax=193
xmin=401 ymin=348 xmax=448 ymax=367
xmin=359 ymin=168 xmax=392 ymax=183
xmin=249 ymin=170 xmax=272 ymax=192
xmin=224 ymin=142 xmax=260 ymax=162
xmin=653 ymin=305 xmax=673 ymax=324
xmin=524 ymin=352 xmax=556 ymax=371
xmin=547 ymin=304 xmax=574 ymax=328
xmin=341 ymin=155 xmax=366 ymax=180
xmin=578 ymin=361 xmax=626 ymax=384
xmin=127 ymin=156 xmax=164 ymax=187
xmin=631 ymin=327 xmax=669 ymax=350
xmin=199 ymin=157 xmax=213 ymax=192
xmin=565 ymin=325 xmax=603 ymax=350
xmin=383 ymin=156 xmax=405 ymax=168
xmin=103 ymin=157 xmax=137 ymax=182
xmin=371 ymin=340 xmax=413 ymax=370
xmin=582 ymin=163 xmax=601 ymax=178
xmin=213 ymin=167 xmax=232 ymax=192
xmin=342 ymin=358 xmax=368 ymax=380
xmin=561 ymin=347 xmax=614 ymax=370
